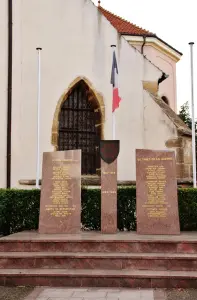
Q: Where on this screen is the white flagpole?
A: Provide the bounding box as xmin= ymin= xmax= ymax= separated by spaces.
xmin=189 ymin=42 xmax=196 ymax=188
xmin=112 ymin=113 xmax=116 ymax=140
xmin=111 ymin=45 xmax=116 ymax=140
xmin=36 ymin=47 xmax=42 ymax=189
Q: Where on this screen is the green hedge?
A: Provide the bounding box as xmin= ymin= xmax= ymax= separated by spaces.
xmin=0 ymin=187 xmax=197 ymax=236
xmin=178 ymin=188 xmax=197 ymax=230
xmin=0 ymin=189 xmax=40 ymax=236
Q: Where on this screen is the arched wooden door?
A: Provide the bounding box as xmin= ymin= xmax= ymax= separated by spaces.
xmin=58 ymin=80 xmax=101 ymax=175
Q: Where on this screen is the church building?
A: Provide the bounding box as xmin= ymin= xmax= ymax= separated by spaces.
xmin=0 ymin=0 xmax=192 ymax=188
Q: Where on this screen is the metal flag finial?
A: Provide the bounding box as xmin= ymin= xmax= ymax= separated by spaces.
xmin=98 ymin=0 xmax=101 ymax=6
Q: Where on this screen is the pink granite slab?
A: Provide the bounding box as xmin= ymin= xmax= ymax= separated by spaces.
xmin=101 ymin=159 xmax=117 ymax=234
xmin=136 ymin=149 xmax=180 ymax=235
xmin=39 ymin=150 xmax=81 ymax=234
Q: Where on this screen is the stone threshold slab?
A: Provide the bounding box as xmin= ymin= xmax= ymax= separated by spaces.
xmin=0 ymin=269 xmax=197 ymax=279
xmin=1 ymin=231 xmax=197 ymax=242
xmin=1 ymin=252 xmax=197 ymax=258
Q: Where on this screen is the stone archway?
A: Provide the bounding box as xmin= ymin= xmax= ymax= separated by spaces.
xmin=51 ymin=77 xmax=105 ymax=175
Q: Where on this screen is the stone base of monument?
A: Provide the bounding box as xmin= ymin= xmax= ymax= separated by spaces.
xmin=0 ymin=231 xmax=197 ymax=288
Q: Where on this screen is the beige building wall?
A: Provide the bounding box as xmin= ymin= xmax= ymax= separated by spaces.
xmin=143 ymin=90 xmax=178 ymax=150
xmin=1 ymin=0 xmax=180 ymax=187
xmin=133 ymin=44 xmax=177 ymax=111
xmin=143 ymin=90 xmax=192 ymax=180
xmin=11 ymin=0 xmax=164 ymax=187
xmin=145 ymin=45 xmax=177 ymax=111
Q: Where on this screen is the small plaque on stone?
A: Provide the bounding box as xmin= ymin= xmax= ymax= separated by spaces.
xmin=39 ymin=150 xmax=81 ymax=234
xmin=136 ymin=149 xmax=180 ymax=235
xmin=100 ymin=140 xmax=119 ymax=234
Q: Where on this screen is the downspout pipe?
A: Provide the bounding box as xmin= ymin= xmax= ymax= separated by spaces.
xmin=7 ymin=0 xmax=13 ymax=188
xmin=158 ymin=72 xmax=169 ymax=85
xmin=141 ymin=36 xmax=146 ymax=54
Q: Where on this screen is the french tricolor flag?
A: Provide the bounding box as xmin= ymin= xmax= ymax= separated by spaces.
xmin=111 ymin=49 xmax=121 ymax=112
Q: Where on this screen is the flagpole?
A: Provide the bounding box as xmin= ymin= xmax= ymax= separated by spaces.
xmin=189 ymin=42 xmax=196 ymax=188
xmin=112 ymin=113 xmax=116 ymax=140
xmin=36 ymin=47 xmax=42 ymax=189
xmin=111 ymin=45 xmax=116 ymax=140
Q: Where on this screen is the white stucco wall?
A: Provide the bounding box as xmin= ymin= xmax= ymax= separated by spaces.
xmin=0 ymin=0 xmax=7 ymax=188
xmin=143 ymin=90 xmax=178 ymax=150
xmin=144 ymin=46 xmax=177 ymax=112
xmin=133 ymin=44 xmax=177 ymax=112
xmin=1 ymin=0 xmax=164 ymax=187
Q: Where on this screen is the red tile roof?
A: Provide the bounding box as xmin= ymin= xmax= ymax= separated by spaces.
xmin=98 ymin=6 xmax=182 ymax=55
xmin=98 ymin=6 xmax=155 ymax=36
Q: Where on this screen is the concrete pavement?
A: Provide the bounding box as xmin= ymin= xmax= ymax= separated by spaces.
xmin=25 ymin=287 xmax=166 ymax=300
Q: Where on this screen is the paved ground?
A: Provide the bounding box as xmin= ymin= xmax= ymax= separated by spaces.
xmin=24 ymin=287 xmax=166 ymax=300
xmin=1 ymin=287 xmax=197 ymax=300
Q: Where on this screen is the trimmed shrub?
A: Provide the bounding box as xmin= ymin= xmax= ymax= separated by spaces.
xmin=0 ymin=187 xmax=197 ymax=236
xmin=0 ymin=189 xmax=40 ymax=236
xmin=81 ymin=188 xmax=101 ymax=230
xmin=178 ymin=188 xmax=197 ymax=231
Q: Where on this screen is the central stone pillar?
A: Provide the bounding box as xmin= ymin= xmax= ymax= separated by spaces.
xmin=100 ymin=140 xmax=120 ymax=234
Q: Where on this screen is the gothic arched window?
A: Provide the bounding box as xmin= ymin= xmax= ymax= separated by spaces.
xmin=58 ymin=80 xmax=101 ymax=175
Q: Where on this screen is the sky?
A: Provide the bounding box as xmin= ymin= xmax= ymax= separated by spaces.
xmin=92 ymin=0 xmax=196 ymax=114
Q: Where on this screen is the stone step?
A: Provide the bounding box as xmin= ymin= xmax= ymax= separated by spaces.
xmin=0 ymin=268 xmax=197 ymax=288
xmin=0 ymin=252 xmax=197 ymax=271
xmin=1 ymin=238 xmax=197 ymax=253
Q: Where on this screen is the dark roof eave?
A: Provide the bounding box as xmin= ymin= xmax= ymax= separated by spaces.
xmin=121 ymin=33 xmax=182 ymax=56
xmin=155 ymin=35 xmax=182 ymax=56
xmin=120 ymin=32 xmax=156 ymax=37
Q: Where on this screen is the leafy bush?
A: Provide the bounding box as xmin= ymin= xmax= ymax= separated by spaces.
xmin=81 ymin=188 xmax=101 ymax=230
xmin=0 ymin=187 xmax=197 ymax=236
xmin=0 ymin=189 xmax=40 ymax=236
xmin=178 ymin=188 xmax=197 ymax=230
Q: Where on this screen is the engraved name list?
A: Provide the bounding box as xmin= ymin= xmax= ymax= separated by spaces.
xmin=45 ymin=160 xmax=76 ymax=217
xmin=39 ymin=150 xmax=81 ymax=234
xmin=141 ymin=157 xmax=172 ymax=219
xmin=136 ymin=149 xmax=180 ymax=235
